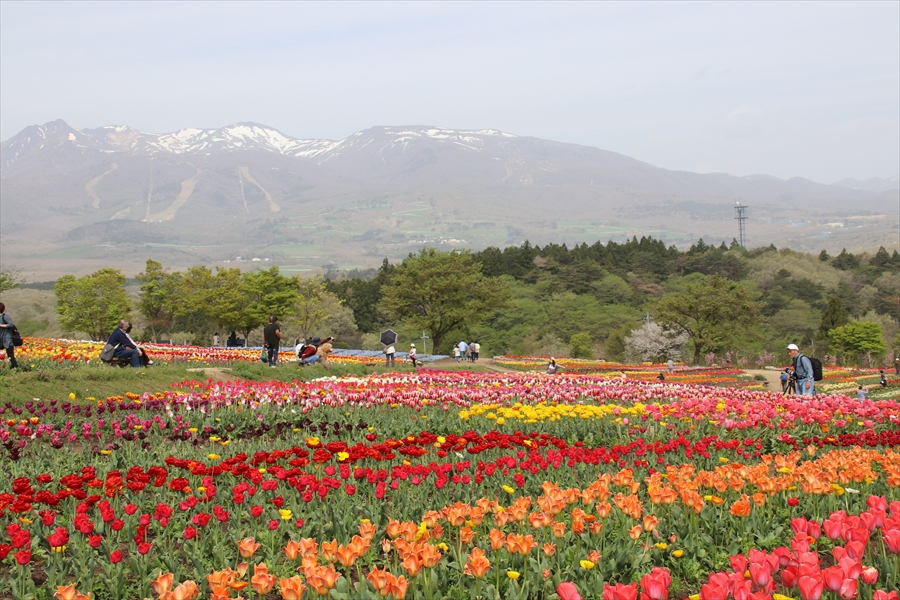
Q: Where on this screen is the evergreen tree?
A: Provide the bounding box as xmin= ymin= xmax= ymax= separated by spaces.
xmin=831 ymin=248 xmax=859 ymax=271
xmin=817 ymin=296 xmax=849 ymax=349
xmin=818 ymin=249 xmax=830 ymax=262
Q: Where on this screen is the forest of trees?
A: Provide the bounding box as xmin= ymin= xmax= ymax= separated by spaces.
xmin=4 ymin=237 xmax=897 ymax=366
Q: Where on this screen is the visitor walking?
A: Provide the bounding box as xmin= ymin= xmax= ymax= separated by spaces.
xmin=263 ymin=316 xmax=281 ymax=368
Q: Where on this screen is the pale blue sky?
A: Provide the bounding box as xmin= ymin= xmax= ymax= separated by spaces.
xmin=1 ymin=1 xmax=897 ymax=183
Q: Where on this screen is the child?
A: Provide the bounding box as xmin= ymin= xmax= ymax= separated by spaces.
xmin=857 ymin=385 xmax=868 ymax=402
xmin=409 ymin=344 xmax=418 ymax=368
xmin=453 ymin=346 xmax=461 ymax=362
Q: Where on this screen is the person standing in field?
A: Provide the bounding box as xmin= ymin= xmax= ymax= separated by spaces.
xmin=667 ymin=359 xmax=674 ymax=373
xmin=409 ymin=343 xmax=418 ymax=368
xmin=787 ymin=344 xmax=814 ymax=396
xmin=458 ymin=340 xmax=468 ymax=362
xmin=384 ymin=343 xmax=396 ymax=368
xmin=263 ymin=316 xmax=281 ymax=368
xmin=0 ymin=303 xmax=19 ymax=370
xmin=453 ymin=346 xmax=461 ymax=363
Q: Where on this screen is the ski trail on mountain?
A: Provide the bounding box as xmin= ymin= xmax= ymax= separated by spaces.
xmin=239 ymin=166 xmax=279 ymax=213
xmin=84 ymin=163 xmax=118 ymax=209
xmin=145 ymin=167 xmax=201 ymax=222
xmin=238 ymin=169 xmax=249 ymax=213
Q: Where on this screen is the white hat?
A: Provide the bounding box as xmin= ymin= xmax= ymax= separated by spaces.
xmin=410 ymin=343 xmax=415 ymax=347
xmin=786 ymin=344 xmax=799 ymax=351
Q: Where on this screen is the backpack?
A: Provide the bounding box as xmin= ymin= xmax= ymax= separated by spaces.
xmin=809 ymin=357 xmax=823 ymax=381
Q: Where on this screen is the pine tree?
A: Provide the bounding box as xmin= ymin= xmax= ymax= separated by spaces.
xmin=817 ymin=296 xmax=849 ymax=349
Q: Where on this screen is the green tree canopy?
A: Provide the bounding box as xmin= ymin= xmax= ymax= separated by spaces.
xmin=381 ymin=249 xmax=510 ymax=351
xmin=651 ymin=274 xmax=763 ymax=364
xmin=55 ymin=268 xmax=131 ymax=341
xmin=136 ymin=259 xmax=181 ymax=341
xmin=829 ymin=321 xmax=886 ymax=367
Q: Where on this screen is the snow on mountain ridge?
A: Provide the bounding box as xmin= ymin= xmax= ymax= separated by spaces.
xmin=1 ymin=120 xmax=521 ymax=169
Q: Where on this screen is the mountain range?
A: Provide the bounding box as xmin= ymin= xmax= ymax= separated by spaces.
xmin=1 ymin=119 xmax=897 ymax=279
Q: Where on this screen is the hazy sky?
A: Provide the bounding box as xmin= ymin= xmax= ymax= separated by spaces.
xmin=2 ymin=1 xmax=898 ymax=183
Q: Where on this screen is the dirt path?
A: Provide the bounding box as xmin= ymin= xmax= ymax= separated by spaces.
xmin=743 ymin=369 xmax=784 ymax=392
xmin=424 ymin=358 xmax=516 ymax=373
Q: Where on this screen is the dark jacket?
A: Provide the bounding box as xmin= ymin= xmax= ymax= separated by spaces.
xmin=107 ymin=328 xmax=136 ymax=350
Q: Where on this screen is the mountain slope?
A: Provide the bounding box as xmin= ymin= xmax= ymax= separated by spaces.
xmin=1 ymin=120 xmax=897 ymax=279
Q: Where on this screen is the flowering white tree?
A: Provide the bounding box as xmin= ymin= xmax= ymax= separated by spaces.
xmin=624 ymin=322 xmax=690 ymax=363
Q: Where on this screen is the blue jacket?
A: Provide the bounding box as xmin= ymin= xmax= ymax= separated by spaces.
xmin=107 ymin=328 xmax=136 ymax=350
xmin=793 ymin=354 xmax=813 ymax=381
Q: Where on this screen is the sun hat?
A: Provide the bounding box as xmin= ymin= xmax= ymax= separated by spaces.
xmin=786 ymin=344 xmax=799 ymax=351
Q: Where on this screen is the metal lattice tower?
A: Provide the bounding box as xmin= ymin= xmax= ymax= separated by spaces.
xmin=734 ymin=202 xmax=748 ymax=247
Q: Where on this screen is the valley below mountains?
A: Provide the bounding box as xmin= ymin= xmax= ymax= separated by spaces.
xmin=1 ymin=119 xmax=897 ymax=280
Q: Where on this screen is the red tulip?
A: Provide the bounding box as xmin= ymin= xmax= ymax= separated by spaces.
xmin=798 ymin=575 xmax=824 ymax=600
xmin=838 ymin=578 xmax=857 ymax=600
xmin=883 ymin=529 xmax=900 ymax=554
xmin=558 ymin=582 xmax=582 ymax=600
xmin=823 ymin=566 xmax=844 ymax=592
xmin=640 ymin=569 xmax=670 ymax=600
xmin=860 ymin=566 xmax=878 ymax=585
xmin=110 ymin=550 xmax=123 ymax=563
xmin=873 ymin=591 xmax=899 ymax=600
xmin=749 ymin=563 xmax=771 ymax=588
xmin=781 ymin=564 xmax=799 ymax=589
xmin=14 ymin=550 xmax=31 ymax=565
xmin=603 ymin=583 xmax=638 ymax=600
xmin=729 ymin=554 xmax=748 ymax=575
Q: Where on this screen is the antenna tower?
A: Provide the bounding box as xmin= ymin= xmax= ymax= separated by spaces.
xmin=734 ymin=202 xmax=748 ymax=247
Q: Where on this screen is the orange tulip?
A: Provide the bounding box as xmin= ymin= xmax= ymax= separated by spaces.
xmin=551 ymin=521 xmax=566 ymax=538
xmin=399 ymin=522 xmax=419 ymax=543
xmin=385 ymin=519 xmax=402 ymax=539
xmin=401 ymin=553 xmax=423 ymax=577
xmin=730 ymin=495 xmax=752 ymax=518
xmin=464 ymin=547 xmax=491 ymax=579
xmin=367 ymin=567 xmax=393 ymax=595
xmin=459 ymin=526 xmax=475 ymax=544
xmin=587 ymin=550 xmax=602 ymax=563
xmin=628 ymin=525 xmax=643 ymax=540
xmin=169 ymin=582 xmax=200 ymax=600
xmin=251 ymin=566 xmax=276 ymax=595
xmin=236 ymin=562 xmax=249 ymax=578
xmin=542 ymin=543 xmax=557 ymax=557
xmin=589 ymin=521 xmax=604 ymax=535
xmin=430 ymin=523 xmax=444 ymax=540
xmin=278 ymin=576 xmax=306 ymax=600
xmin=334 ymin=544 xmax=359 ymax=568
xmin=348 ymin=534 xmax=371 ymax=557
xmin=152 ymin=572 xmax=175 ymax=595
xmin=283 ymin=539 xmax=302 ymax=561
xmin=237 ymin=537 xmax=260 ymax=559
xmin=297 ymin=537 xmax=318 ymax=558
xmin=306 ymin=566 xmax=340 ymax=596
xmin=389 ymin=574 xmax=410 ymax=600
xmin=443 ymin=503 xmax=467 ymax=527
xmin=320 ymin=539 xmax=338 ymax=562
xmin=489 ymin=528 xmax=505 ymax=550
xmin=596 ymin=501 xmax=612 ymax=518
xmin=420 ymin=543 xmax=442 ymax=568
xmin=54 ymin=586 xmax=77 ymax=600
xmin=643 ymin=514 xmax=659 ymax=532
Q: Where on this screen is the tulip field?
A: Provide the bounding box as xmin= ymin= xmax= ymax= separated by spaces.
xmin=1 ymin=340 xmax=899 ymax=600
